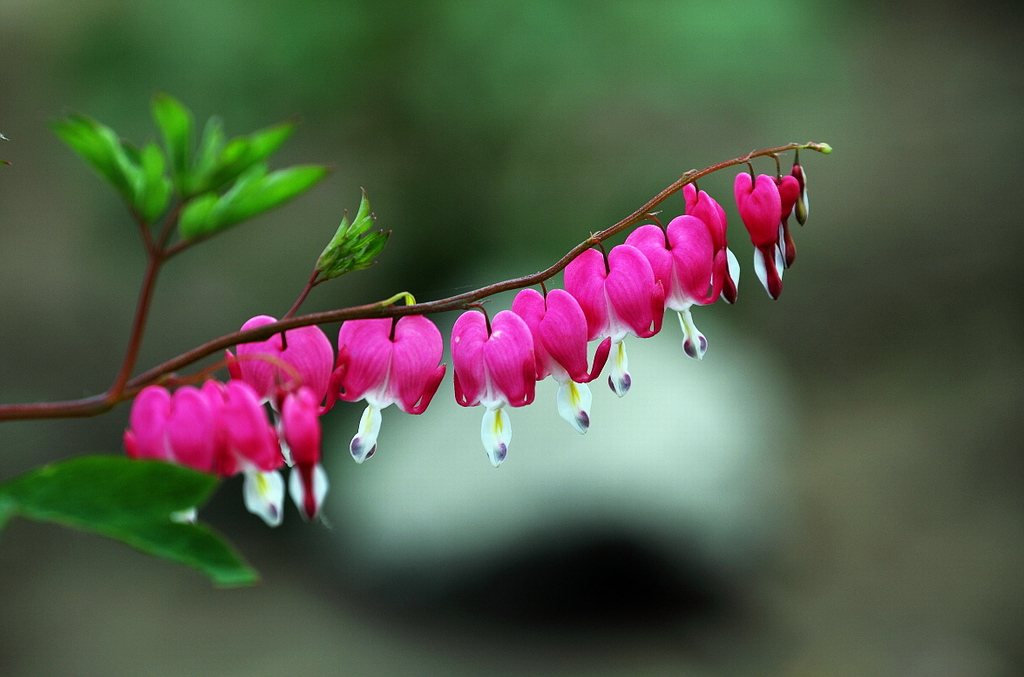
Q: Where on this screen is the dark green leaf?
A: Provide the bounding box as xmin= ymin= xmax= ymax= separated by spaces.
xmin=151 ymin=93 xmax=194 ymax=191
xmin=178 ymin=193 xmax=220 ymax=240
xmin=0 ymin=456 xmax=258 ymax=587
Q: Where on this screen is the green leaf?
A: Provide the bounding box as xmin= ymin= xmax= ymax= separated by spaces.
xmin=186 ymin=116 xmax=226 ymax=196
xmin=316 ymin=190 xmax=391 ymax=280
xmin=51 ymin=115 xmax=141 ymax=201
xmin=0 ymin=456 xmax=258 ymax=587
xmin=135 ymin=142 xmax=172 ymax=223
xmin=196 ymin=119 xmax=298 ymax=195
xmin=178 ymin=164 xmax=329 ymax=240
xmin=151 ymin=93 xmax=194 ymax=191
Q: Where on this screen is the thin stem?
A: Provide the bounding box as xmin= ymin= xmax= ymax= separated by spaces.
xmin=284 ymin=269 xmax=320 ymax=320
xmin=0 ymin=142 xmax=830 ymax=421
xmin=106 ymin=248 xmax=163 ymax=401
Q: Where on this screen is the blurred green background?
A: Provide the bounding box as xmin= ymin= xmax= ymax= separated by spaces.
xmin=2 ymin=1 xmax=1023 ymax=675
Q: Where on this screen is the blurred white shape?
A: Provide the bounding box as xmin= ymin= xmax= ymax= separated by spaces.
xmin=324 ymin=315 xmax=796 ymax=576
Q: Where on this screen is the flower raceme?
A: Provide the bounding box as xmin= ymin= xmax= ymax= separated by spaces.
xmin=332 ymin=316 xmax=447 ymax=463
xmin=563 ymin=244 xmax=664 ymax=397
xmin=511 ymin=288 xmax=611 ymax=434
xmin=451 ymin=309 xmax=536 ymax=467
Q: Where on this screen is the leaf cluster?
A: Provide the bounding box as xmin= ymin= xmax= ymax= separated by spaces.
xmin=51 ymin=94 xmax=329 ymax=239
xmin=315 ymin=190 xmax=390 ymax=281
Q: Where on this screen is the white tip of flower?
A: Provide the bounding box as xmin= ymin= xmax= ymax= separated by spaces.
xmin=170 ymin=507 xmax=197 ymax=524
xmin=481 ymin=406 xmax=512 ymax=467
xmin=727 ymin=247 xmax=741 ymax=287
xmin=556 ymin=380 xmax=592 ymax=434
xmin=607 ymin=339 xmax=631 ymax=397
xmin=350 ymin=404 xmax=382 ymax=463
xmin=753 ymin=249 xmax=775 ymax=299
xmin=775 ymin=225 xmax=786 ymax=276
xmin=243 ymin=469 xmax=285 ymax=527
xmin=677 ymin=309 xmax=707 ymax=360
xmin=289 ymin=463 xmax=329 ymax=521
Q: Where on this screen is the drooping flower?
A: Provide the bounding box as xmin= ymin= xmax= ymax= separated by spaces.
xmin=226 ymin=315 xmax=334 ymax=409
xmin=332 ymin=315 xmax=447 ymax=463
xmin=735 ymin=172 xmax=785 ymax=299
xmin=201 ymin=379 xmax=287 ymax=527
xmin=511 ymin=288 xmax=611 ymax=434
xmin=563 ymin=244 xmax=664 ymax=396
xmin=451 ymin=309 xmax=535 ymax=467
xmin=281 ymin=386 xmax=327 ymax=521
xmin=626 ymin=215 xmax=724 ymax=360
xmin=124 ymin=384 xmax=219 ymax=474
xmin=683 ymin=183 xmax=740 ymax=304
xmin=775 ymin=173 xmax=801 ymax=269
xmin=124 ymin=379 xmax=287 ymax=527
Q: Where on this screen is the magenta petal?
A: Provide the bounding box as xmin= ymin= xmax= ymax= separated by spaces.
xmin=483 ymin=311 xmax=535 ymax=408
xmin=605 ymin=244 xmax=663 ymax=339
xmin=625 ymin=224 xmax=673 ymax=294
xmin=235 ymin=315 xmax=334 ymax=404
xmin=220 ymin=380 xmax=282 ymax=473
xmin=536 ymin=289 xmax=591 ymax=382
xmin=736 ymin=173 xmax=783 ymax=247
xmin=126 ymin=386 xmax=172 ymax=461
xmin=282 ymin=387 xmax=321 ymax=467
xmin=391 ymin=315 xmax=446 ymax=414
xmin=511 ymin=289 xmax=551 ymax=380
xmin=665 ymin=215 xmax=716 ymax=306
xmin=564 ymin=248 xmax=611 ymax=341
xmin=166 ymin=386 xmax=218 ymax=473
xmin=451 ymin=311 xmax=489 ymax=407
xmin=336 ymin=319 xmax=393 ymax=403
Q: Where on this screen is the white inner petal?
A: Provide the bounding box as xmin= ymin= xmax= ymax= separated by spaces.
xmin=556 ymin=379 xmax=592 ymax=434
xmin=243 ymin=469 xmax=285 ymax=527
xmin=481 ymin=406 xmax=512 ymax=467
xmin=350 ymin=403 xmax=383 ymax=463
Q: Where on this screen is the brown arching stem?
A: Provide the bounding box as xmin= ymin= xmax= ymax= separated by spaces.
xmin=0 ymin=142 xmax=830 ymax=422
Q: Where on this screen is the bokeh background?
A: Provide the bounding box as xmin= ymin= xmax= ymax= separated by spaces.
xmin=2 ymin=1 xmax=1023 ymax=675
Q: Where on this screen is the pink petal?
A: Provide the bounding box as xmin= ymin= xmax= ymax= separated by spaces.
xmin=166 ymin=386 xmax=218 ymax=473
xmin=451 ymin=311 xmax=489 ymax=407
xmin=605 ymin=244 xmax=663 ymax=339
xmin=125 ymin=386 xmax=172 ymax=461
xmin=336 ymin=319 xmax=393 ymax=403
xmin=665 ymin=215 xmax=717 ymax=306
xmin=511 ymin=289 xmax=552 ymax=380
xmin=482 ymin=311 xmax=535 ymax=408
xmin=536 ymin=289 xmax=591 ymax=382
xmin=735 ymin=173 xmax=782 ymax=247
xmin=281 ymin=387 xmax=322 ymax=467
xmin=564 ymin=248 xmax=611 ymax=341
xmin=390 ymin=315 xmax=446 ymax=414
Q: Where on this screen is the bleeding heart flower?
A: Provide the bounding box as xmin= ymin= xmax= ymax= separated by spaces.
xmin=511 ymin=288 xmax=611 ymax=434
xmin=735 ymin=172 xmax=785 ymax=299
xmin=332 ymin=315 xmax=446 ymax=463
xmin=683 ymin=183 xmax=740 ymax=304
xmin=563 ymin=244 xmax=664 ymax=396
xmin=226 ymin=315 xmax=334 ymax=409
xmin=281 ymin=386 xmax=328 ymax=521
xmin=451 ymin=309 xmax=535 ymax=467
xmin=626 ymin=215 xmax=725 ymax=360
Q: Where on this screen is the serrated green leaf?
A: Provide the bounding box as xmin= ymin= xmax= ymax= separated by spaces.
xmin=0 ymin=456 xmax=258 ymax=587
xmin=51 ymin=115 xmax=141 ymax=200
xmin=151 ymin=93 xmax=193 ymax=191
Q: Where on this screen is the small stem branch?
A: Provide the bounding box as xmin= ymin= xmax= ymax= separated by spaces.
xmin=284 ymin=269 xmax=320 ymax=320
xmin=106 ymin=248 xmax=163 ymax=401
xmin=0 ymin=142 xmax=829 ymax=422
